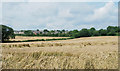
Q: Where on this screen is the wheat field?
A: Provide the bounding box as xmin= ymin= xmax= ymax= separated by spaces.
xmin=1 ymin=36 xmax=118 ymax=69
xmin=10 ymin=36 xmax=69 ymax=41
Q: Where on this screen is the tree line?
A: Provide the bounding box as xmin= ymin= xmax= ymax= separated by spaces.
xmin=1 ymin=25 xmax=120 ymax=42
xmin=18 ymin=26 xmax=120 ymax=38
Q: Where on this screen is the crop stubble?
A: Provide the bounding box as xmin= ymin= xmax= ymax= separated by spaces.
xmin=1 ymin=36 xmax=118 ymax=69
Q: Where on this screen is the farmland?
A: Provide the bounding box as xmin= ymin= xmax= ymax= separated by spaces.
xmin=1 ymin=36 xmax=118 ymax=69
xmin=10 ymin=36 xmax=69 ymax=41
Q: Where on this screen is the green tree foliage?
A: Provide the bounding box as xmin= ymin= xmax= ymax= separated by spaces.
xmin=107 ymin=26 xmax=118 ymax=32
xmin=71 ymin=30 xmax=79 ymax=38
xmin=16 ymin=26 xmax=119 ymax=38
xmin=89 ymin=27 xmax=96 ymax=36
xmin=93 ymin=31 xmax=99 ymax=36
xmin=79 ymin=29 xmax=90 ymax=37
xmin=99 ymin=29 xmax=107 ymax=36
xmin=0 ymin=25 xmax=15 ymax=42
xmin=72 ymin=33 xmax=80 ymax=38
xmin=24 ymin=30 xmax=33 ymax=36
xmin=107 ymin=26 xmax=119 ymax=36
xmin=107 ymin=30 xmax=116 ymax=36
xmin=43 ymin=29 xmax=49 ymax=35
xmin=37 ymin=29 xmax=39 ymax=31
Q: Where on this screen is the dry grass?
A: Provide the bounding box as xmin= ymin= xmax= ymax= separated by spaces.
xmin=1 ymin=36 xmax=118 ymax=69
xmin=2 ymin=51 xmax=118 ymax=69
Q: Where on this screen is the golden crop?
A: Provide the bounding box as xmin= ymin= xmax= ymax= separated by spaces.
xmin=1 ymin=36 xmax=118 ymax=69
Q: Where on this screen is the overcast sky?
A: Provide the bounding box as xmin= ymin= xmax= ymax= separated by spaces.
xmin=2 ymin=2 xmax=118 ymax=30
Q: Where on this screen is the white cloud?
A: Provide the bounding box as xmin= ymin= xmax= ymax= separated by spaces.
xmin=2 ymin=2 xmax=118 ymax=30
xmin=58 ymin=9 xmax=73 ymax=18
xmin=0 ymin=2 xmax=2 ymax=24
xmin=2 ymin=0 xmax=119 ymax=2
xmin=86 ymin=2 xmax=117 ymax=22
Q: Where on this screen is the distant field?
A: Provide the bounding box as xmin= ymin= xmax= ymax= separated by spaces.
xmin=2 ymin=36 xmax=118 ymax=69
xmin=10 ymin=36 xmax=69 ymax=41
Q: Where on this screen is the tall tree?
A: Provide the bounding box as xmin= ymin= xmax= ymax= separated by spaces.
xmin=79 ymin=28 xmax=90 ymax=37
xmin=89 ymin=27 xmax=96 ymax=36
xmin=43 ymin=29 xmax=49 ymax=35
xmin=0 ymin=25 xmax=15 ymax=42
